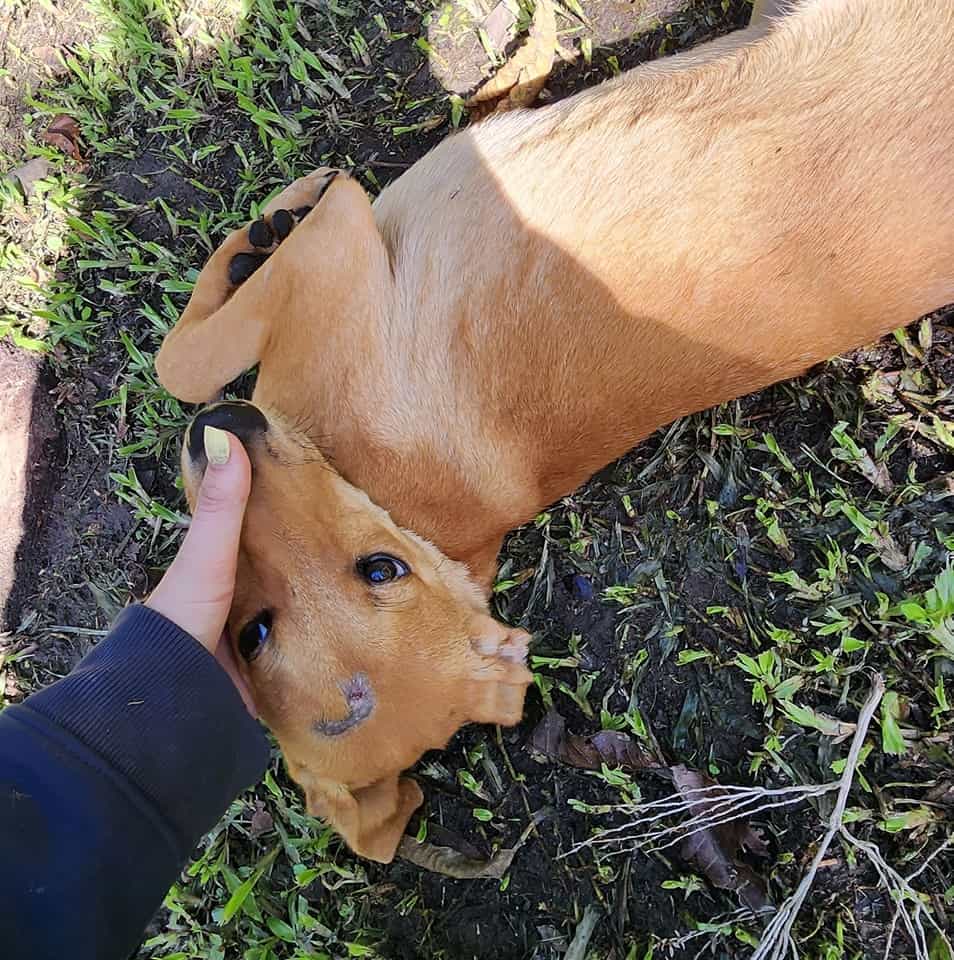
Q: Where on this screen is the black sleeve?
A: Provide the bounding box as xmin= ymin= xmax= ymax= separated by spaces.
xmin=0 ymin=604 xmax=270 ymax=959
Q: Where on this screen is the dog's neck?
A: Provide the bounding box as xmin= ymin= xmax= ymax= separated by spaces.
xmin=258 ymin=0 xmax=954 ymax=583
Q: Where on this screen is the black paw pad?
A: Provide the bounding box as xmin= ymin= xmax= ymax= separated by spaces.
xmin=272 ymin=209 xmax=294 ymax=240
xmin=229 ymin=252 xmax=269 ymax=285
xmin=248 ymin=219 xmax=273 ymax=248
xmin=293 ymin=205 xmax=313 ymax=220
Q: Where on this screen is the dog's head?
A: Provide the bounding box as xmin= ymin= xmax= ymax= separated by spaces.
xmin=179 ymin=401 xmax=531 ymax=822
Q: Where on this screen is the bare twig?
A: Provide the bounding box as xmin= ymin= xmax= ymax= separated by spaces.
xmin=572 ymin=782 xmax=838 ymax=857
xmin=564 ymin=903 xmax=603 ymax=960
xmin=563 ymin=673 xmax=951 ymax=960
xmin=752 ymin=673 xmax=885 ymax=960
xmin=841 ymin=831 xmax=953 ymax=960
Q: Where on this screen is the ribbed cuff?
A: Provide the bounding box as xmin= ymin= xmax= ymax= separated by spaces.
xmin=24 ymin=605 xmax=269 ymax=850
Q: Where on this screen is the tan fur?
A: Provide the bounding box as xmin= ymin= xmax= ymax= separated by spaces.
xmin=157 ymin=0 xmax=954 ymax=861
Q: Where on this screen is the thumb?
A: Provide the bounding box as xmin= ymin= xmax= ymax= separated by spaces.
xmin=146 ymin=427 xmax=252 ymax=650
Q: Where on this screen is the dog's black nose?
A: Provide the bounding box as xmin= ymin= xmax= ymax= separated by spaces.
xmin=186 ymin=401 xmax=269 ymax=463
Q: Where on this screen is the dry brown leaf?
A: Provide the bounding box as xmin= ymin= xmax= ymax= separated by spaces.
xmin=9 ymin=157 xmax=51 ymax=197
xmin=32 ymin=45 xmax=69 ymax=77
xmin=530 ymin=709 xmax=662 ymax=772
xmin=670 ymin=765 xmax=771 ymax=913
xmin=398 ymin=811 xmax=547 ymax=878
xmin=482 ymin=2 xmax=517 ymax=53
xmin=532 ymin=712 xmax=770 ymax=910
xmin=467 ymin=0 xmax=557 ymax=120
xmin=249 ymin=801 xmax=274 ymax=839
xmin=42 ymin=114 xmax=85 ymax=164
xmin=397 ymin=836 xmax=518 ymax=878
xmin=856 ymin=451 xmax=894 ymax=493
xmin=872 ymin=531 xmax=908 ymax=571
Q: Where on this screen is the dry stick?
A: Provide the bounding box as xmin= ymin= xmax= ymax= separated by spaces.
xmin=752 ymin=673 xmax=886 ymax=960
xmin=562 ymin=670 xmax=946 ymax=959
xmin=564 ymin=903 xmax=603 ymax=960
xmin=905 ymin=834 xmax=954 ymax=883
xmin=582 ymin=786 xmax=804 ymax=841
xmin=570 ymin=782 xmax=838 ymax=857
xmin=842 ymin=831 xmax=929 ymax=959
xmin=587 ymin=785 xmax=839 ymax=855
xmin=843 ymin=830 xmax=953 ymax=960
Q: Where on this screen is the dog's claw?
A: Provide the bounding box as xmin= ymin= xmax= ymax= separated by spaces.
xmin=473 ymin=628 xmax=530 ymax=664
xmin=229 ymin=252 xmax=269 ymax=285
xmin=248 ymin=219 xmax=273 ymax=248
xmin=293 ymin=205 xmax=314 ymax=220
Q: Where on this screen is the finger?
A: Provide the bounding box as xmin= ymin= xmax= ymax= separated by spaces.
xmin=176 ymin=428 xmax=251 ymax=601
xmin=146 ymin=429 xmax=251 ymax=647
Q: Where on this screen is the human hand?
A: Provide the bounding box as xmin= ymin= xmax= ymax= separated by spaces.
xmin=146 ymin=426 xmax=256 ymax=714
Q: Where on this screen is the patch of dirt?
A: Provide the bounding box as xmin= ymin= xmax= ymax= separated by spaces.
xmin=0 ymin=0 xmax=101 ymax=155
xmin=0 ymin=344 xmax=60 ymax=631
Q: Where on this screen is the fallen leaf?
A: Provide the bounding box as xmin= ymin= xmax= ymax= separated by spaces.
xmin=8 ymin=157 xmax=51 ymax=197
xmin=397 ymin=835 xmax=518 ymax=878
xmin=924 ymin=776 xmax=954 ymax=806
xmin=32 ymin=45 xmax=68 ymax=77
xmin=670 ymin=765 xmax=771 ymax=914
xmin=249 ymin=801 xmax=274 ymax=839
xmin=872 ymin=531 xmax=908 ymax=572
xmin=467 ymin=0 xmax=556 ymax=119
xmin=481 ymin=2 xmax=517 ymax=52
xmin=530 ymin=709 xmax=662 ymax=772
xmin=856 ymin=451 xmax=894 ymax=492
xmin=533 ymin=712 xmax=771 ymax=911
xmin=398 ymin=808 xmax=548 ymax=878
xmin=861 ymin=370 xmax=900 ymax=405
xmin=42 ymin=114 xmax=84 ymax=164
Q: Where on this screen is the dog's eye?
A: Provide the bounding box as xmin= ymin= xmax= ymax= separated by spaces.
xmin=237 ymin=611 xmax=272 ymax=662
xmin=357 ymin=554 xmax=410 ymax=585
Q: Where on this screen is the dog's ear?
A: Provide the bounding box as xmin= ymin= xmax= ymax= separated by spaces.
xmin=156 ymin=174 xmax=388 ymax=405
xmin=300 ymin=771 xmax=423 ymax=863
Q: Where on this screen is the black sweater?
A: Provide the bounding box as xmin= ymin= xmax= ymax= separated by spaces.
xmin=0 ymin=604 xmax=270 ymax=958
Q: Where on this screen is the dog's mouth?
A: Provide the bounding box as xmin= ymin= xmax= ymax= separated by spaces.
xmin=312 ymin=672 xmax=376 ymax=737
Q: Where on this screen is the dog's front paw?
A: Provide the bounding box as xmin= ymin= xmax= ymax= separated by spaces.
xmin=467 ymin=626 xmax=533 ymax=726
xmin=472 ymin=627 xmax=530 ymax=665
xmin=226 ymin=168 xmax=344 ymax=287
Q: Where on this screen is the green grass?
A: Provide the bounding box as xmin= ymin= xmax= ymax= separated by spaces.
xmin=2 ymin=0 xmax=953 ymax=957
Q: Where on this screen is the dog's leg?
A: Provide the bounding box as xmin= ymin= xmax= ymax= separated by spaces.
xmin=466 ymin=627 xmax=534 ymax=726
xmin=184 ymin=167 xmax=343 ymax=325
xmin=155 ymin=167 xmax=348 ymax=401
xmin=303 ymin=774 xmax=424 ymax=863
xmin=214 ymin=165 xmax=383 ymax=298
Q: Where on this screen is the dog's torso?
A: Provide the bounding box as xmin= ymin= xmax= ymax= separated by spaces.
xmin=253 ymin=0 xmax=954 ymax=580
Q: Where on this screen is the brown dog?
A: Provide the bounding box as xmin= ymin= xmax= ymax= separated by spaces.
xmin=157 ymin=0 xmax=954 ymax=862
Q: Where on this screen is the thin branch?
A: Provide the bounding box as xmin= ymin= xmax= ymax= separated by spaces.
xmin=752 ymin=673 xmax=885 ymax=960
